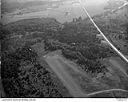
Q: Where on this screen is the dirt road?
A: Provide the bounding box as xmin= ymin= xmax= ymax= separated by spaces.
xmin=45 ymin=55 xmax=87 ymax=97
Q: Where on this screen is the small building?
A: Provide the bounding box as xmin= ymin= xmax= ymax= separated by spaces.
xmin=101 ymin=40 xmax=109 ymax=46
xmin=96 ymin=34 xmax=104 ymax=40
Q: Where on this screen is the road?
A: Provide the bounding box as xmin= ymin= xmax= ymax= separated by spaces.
xmin=45 ymin=55 xmax=87 ymax=97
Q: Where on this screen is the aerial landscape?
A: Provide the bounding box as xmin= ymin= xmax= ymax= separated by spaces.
xmin=1 ymin=0 xmax=128 ymax=98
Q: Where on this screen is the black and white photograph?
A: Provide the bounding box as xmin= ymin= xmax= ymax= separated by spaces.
xmin=0 ymin=0 xmax=128 ymax=100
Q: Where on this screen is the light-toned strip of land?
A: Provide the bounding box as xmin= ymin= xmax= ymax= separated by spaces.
xmin=44 ymin=54 xmax=128 ymax=97
xmin=44 ymin=54 xmax=88 ymax=97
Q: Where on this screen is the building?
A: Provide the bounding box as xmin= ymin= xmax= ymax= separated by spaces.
xmin=101 ymin=40 xmax=109 ymax=46
xmin=96 ymin=34 xmax=104 ymax=40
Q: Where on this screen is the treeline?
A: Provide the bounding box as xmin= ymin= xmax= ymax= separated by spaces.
xmin=44 ymin=39 xmax=114 ymax=73
xmin=4 ymin=18 xmax=61 ymax=34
